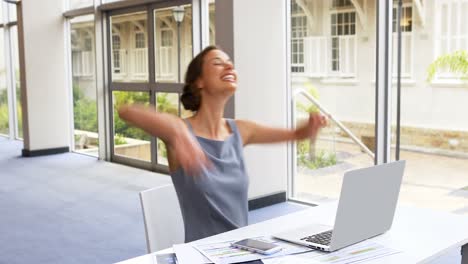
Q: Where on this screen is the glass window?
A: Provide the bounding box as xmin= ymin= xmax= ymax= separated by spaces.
xmin=291 ymin=1 xmax=307 ymax=73
xmin=290 ymin=0 xmax=374 ymax=204
xmin=434 ymin=0 xmax=468 ymax=79
xmin=155 ymin=92 xmax=179 ymax=166
xmin=0 ymin=28 xmax=8 ymax=136
xmin=110 ymin=11 xmax=149 ymax=82
xmin=392 ymin=6 xmax=413 ymax=78
xmin=154 ymin=5 xmax=193 ymax=83
xmin=112 ymin=33 xmax=121 ymax=74
xmin=11 ymin=26 xmax=21 ymax=139
xmin=209 ymin=0 xmax=216 ymax=45
xmin=112 ymin=91 xmax=151 ymax=162
xmin=135 ymin=31 xmax=146 ymax=49
xmin=8 ymin=3 xmax=16 ymax=23
xmin=390 ymin=0 xmax=468 ymax=215
xmin=70 ymin=15 xmax=98 ymax=157
xmin=330 ymin=11 xmax=356 ymax=76
xmin=161 ymin=29 xmax=173 ymax=47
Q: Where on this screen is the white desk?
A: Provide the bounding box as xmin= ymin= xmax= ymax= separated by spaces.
xmin=117 ymin=202 xmax=468 ymax=264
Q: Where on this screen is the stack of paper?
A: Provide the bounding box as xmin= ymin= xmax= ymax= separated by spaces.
xmin=173 ymin=236 xmax=312 ymax=264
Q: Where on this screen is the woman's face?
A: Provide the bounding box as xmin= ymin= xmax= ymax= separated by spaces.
xmin=198 ymin=49 xmax=237 ymax=96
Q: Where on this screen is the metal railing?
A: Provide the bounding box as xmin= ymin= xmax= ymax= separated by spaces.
xmin=293 ymin=88 xmax=375 ymax=159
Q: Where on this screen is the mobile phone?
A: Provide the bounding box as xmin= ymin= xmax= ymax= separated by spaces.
xmin=231 ymin=238 xmax=282 ymax=255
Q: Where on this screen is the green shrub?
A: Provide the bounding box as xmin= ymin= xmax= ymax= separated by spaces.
xmin=157 ymin=139 xmax=168 ymax=159
xmin=73 ymin=86 xmax=179 ymax=153
xmin=114 ymin=133 xmax=127 ymax=145
xmin=0 ymin=104 xmax=9 ymax=134
xmin=297 ymin=139 xmax=337 ymax=170
xmin=297 ymin=83 xmax=320 ymax=114
xmin=427 ymin=50 xmax=468 ymax=81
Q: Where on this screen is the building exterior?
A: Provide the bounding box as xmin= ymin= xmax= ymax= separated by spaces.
xmin=291 ymin=0 xmax=468 ymax=153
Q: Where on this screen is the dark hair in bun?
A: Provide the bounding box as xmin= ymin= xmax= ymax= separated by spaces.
xmin=181 ymin=45 xmax=219 ymax=111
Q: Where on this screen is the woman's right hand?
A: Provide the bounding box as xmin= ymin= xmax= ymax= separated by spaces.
xmin=118 ymin=104 xmax=210 ymax=175
xmin=170 ymin=122 xmax=211 ymax=176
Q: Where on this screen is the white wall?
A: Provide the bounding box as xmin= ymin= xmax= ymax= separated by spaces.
xmin=233 ymin=0 xmax=288 ymax=199
xmin=294 ymin=1 xmax=468 ymax=131
xmin=21 ymin=0 xmax=70 ymax=150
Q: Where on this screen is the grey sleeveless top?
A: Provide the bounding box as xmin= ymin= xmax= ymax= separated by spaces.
xmin=170 ymin=119 xmax=249 ymax=242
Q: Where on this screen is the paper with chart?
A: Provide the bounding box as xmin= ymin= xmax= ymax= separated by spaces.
xmin=262 ymin=241 xmax=401 ymax=264
xmin=194 ymin=236 xmax=313 ymax=264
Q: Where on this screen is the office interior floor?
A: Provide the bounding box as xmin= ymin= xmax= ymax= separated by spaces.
xmin=0 ymin=137 xmax=461 ymax=264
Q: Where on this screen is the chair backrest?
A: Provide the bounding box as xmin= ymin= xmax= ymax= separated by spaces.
xmin=139 ymin=184 xmax=184 ymax=253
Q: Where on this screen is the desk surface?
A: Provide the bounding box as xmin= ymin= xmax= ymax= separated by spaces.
xmin=116 ymin=202 xmax=468 ymax=264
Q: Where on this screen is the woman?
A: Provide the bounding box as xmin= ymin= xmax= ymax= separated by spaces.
xmin=118 ymin=46 xmax=326 ymax=242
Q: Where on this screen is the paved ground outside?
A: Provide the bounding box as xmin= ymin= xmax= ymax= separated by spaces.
xmin=294 ymin=140 xmax=468 ymax=215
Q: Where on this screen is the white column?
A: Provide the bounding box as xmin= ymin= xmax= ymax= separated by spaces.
xmin=233 ymin=0 xmax=288 ymax=199
xmin=18 ymin=0 xmax=71 ymax=155
xmin=375 ymin=0 xmax=393 ymax=164
xmin=95 ymin=0 xmax=110 ymax=160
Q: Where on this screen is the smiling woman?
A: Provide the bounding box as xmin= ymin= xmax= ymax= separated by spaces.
xmin=118 ymin=45 xmax=327 ymax=242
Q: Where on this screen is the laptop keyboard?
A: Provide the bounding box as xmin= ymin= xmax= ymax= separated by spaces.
xmin=301 ymin=230 xmax=333 ymax=246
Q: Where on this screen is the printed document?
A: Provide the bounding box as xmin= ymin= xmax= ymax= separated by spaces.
xmin=262 ymin=241 xmax=401 ymax=264
xmin=193 ymin=236 xmax=312 ymax=264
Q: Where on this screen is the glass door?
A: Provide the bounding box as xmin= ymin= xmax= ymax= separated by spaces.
xmin=391 ymin=0 xmax=468 ymax=215
xmin=289 ymin=0 xmax=376 ymax=204
xmin=108 ymin=1 xmax=195 ymax=173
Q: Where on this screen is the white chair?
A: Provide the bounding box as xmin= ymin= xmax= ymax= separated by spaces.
xmin=139 ymin=184 xmax=185 ymax=253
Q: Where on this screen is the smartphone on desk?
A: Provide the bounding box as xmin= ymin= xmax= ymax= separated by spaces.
xmin=231 ymin=238 xmax=282 ymax=255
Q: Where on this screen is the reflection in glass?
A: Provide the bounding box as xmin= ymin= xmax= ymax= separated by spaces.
xmin=11 ymin=26 xmax=22 ymax=139
xmin=110 ymin=11 xmax=148 ymax=82
xmin=391 ymin=0 xmax=468 ymax=214
xmin=290 ymin=0 xmax=374 ymax=203
xmin=70 ymin=15 xmax=98 ymax=156
xmin=8 ymin=3 xmax=16 ymax=22
xmin=154 ymin=5 xmax=193 ymax=83
xmin=209 ymin=0 xmax=215 ymax=45
xmin=155 ymin=92 xmax=179 ymax=165
xmin=113 ymin=91 xmax=151 ymax=162
xmin=0 ymin=28 xmax=8 ymax=136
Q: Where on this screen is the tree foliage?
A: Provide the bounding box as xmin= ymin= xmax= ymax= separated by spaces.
xmin=0 ymin=89 xmax=8 ymax=134
xmin=112 ymin=91 xmax=151 ymax=141
xmin=73 ymin=85 xmax=98 ymax=133
xmin=73 ymin=86 xmax=179 ymax=147
xmin=296 ymin=83 xmax=320 ymax=114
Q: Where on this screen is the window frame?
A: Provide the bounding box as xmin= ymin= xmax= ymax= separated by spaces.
xmin=106 ymin=0 xmax=194 ymax=174
xmin=392 ymin=3 xmax=414 ymax=79
xmin=290 ymin=2 xmax=308 ymax=74
xmin=0 ymin=1 xmax=20 ymax=140
xmin=433 ymin=0 xmax=468 ymax=81
xmin=329 ymin=8 xmax=357 ymax=78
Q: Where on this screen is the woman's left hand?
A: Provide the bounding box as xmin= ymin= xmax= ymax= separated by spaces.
xmin=295 ymin=113 xmax=328 ymax=141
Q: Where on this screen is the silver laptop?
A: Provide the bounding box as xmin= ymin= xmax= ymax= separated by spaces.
xmin=274 ymin=160 xmax=405 ymax=252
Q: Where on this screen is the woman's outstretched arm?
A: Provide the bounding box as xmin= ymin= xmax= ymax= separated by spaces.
xmin=236 ymin=113 xmax=327 ymax=146
xmin=118 ymin=104 xmax=209 ymax=174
